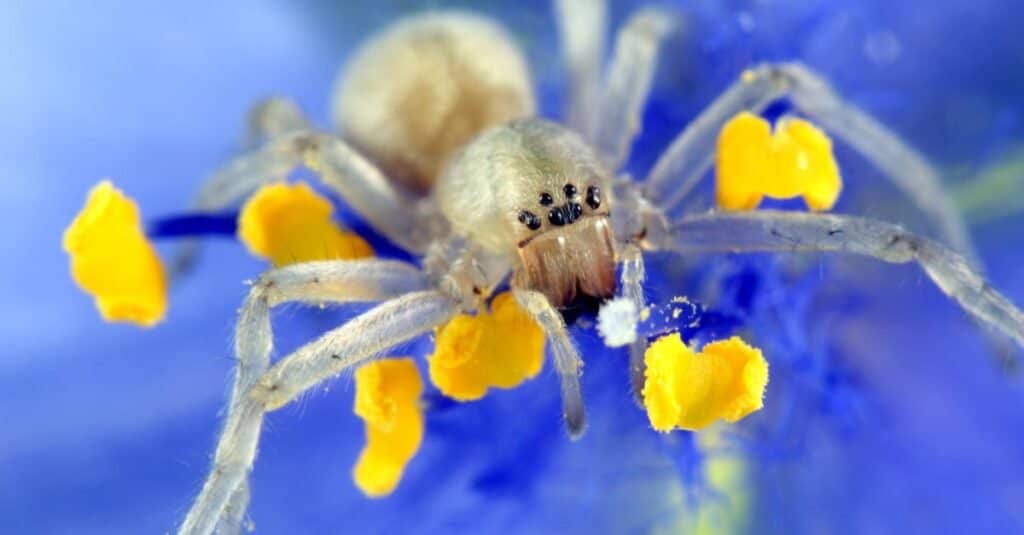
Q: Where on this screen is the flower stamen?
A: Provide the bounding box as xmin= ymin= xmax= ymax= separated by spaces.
xmin=643 ymin=334 xmax=769 ymax=432
xmin=352 ymin=357 xmax=424 ymax=497
xmin=427 ymin=292 xmax=545 ymax=401
xmin=716 ymin=111 xmax=842 ymax=212
xmin=237 ymin=181 xmax=373 ymax=266
xmin=62 ymin=180 xmax=168 ymax=327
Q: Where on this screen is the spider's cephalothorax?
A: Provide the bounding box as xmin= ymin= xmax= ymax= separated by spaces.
xmin=437 ymin=119 xmax=617 ymax=308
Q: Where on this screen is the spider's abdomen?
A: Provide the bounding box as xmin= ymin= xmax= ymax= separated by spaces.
xmin=332 ymin=12 xmax=535 ymax=195
xmin=436 ymin=119 xmax=616 ymax=307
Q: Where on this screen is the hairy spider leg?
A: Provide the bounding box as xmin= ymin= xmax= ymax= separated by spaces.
xmin=660 ymin=210 xmax=1024 ymax=357
xmin=590 ymin=7 xmax=676 ymax=170
xmin=179 ymin=262 xmax=438 ymax=535
xmin=169 ymin=130 xmax=438 ymax=278
xmin=553 ymin=0 xmax=607 ymax=137
xmin=618 ymin=242 xmax=649 ymax=404
xmin=555 ymin=0 xmax=677 ymax=171
xmin=164 ymin=97 xmax=311 ymax=279
xmin=514 ymin=286 xmax=588 ymax=438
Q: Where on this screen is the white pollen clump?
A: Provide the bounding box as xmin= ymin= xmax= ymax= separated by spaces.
xmin=597 ymin=297 xmax=639 ymax=347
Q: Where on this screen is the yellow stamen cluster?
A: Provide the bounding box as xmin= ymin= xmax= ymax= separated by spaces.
xmin=237 ymin=182 xmax=373 ymax=267
xmin=643 ymin=334 xmax=769 ymax=432
xmin=716 ymin=111 xmax=842 ymax=212
xmin=352 ymin=357 xmax=424 ymax=497
xmin=62 ymin=180 xmax=167 ymax=327
xmin=427 ymin=292 xmax=545 ymax=401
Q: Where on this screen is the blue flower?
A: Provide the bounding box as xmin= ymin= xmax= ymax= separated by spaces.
xmin=7 ymin=1 xmax=1024 ymax=534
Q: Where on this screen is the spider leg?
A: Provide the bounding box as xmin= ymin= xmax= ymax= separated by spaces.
xmin=660 ymin=210 xmax=1024 ymax=359
xmin=244 ymin=97 xmax=310 ymax=150
xmin=235 ymin=260 xmax=430 ymax=429
xmin=644 ymin=62 xmax=977 ymax=264
xmin=643 ymin=68 xmax=780 ymax=213
xmin=592 ymin=8 xmax=675 ymax=170
xmin=200 ymin=131 xmax=433 ymax=250
xmin=618 ymin=243 xmax=649 ymax=405
xmin=168 ymin=98 xmax=315 ymax=279
xmin=250 ymin=291 xmax=458 ymax=410
xmin=169 ymin=129 xmax=436 ymax=280
xmin=514 ymin=286 xmax=587 ymax=439
xmin=214 ymin=463 xmax=250 ymax=535
xmin=178 ymin=262 xmax=439 ymax=535
xmin=553 ymin=0 xmax=607 ymax=137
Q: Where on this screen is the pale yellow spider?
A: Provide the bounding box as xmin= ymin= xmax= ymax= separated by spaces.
xmin=143 ymin=2 xmax=1024 ymax=534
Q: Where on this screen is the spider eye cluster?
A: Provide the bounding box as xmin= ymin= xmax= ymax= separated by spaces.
xmin=518 ymin=183 xmax=603 ymax=231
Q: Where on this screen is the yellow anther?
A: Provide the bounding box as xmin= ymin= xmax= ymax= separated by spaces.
xmin=427 ymin=292 xmax=544 ymax=401
xmin=716 ymin=111 xmax=842 ymax=212
xmin=62 ymin=180 xmax=167 ymax=327
xmin=237 ymin=182 xmax=373 ymax=267
xmin=643 ymin=335 xmax=769 ymax=432
xmin=352 ymin=357 xmax=424 ymax=497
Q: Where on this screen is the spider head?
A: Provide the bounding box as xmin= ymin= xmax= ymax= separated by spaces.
xmin=438 ymin=118 xmax=618 ymax=309
xmin=516 ymin=214 xmax=617 ymax=309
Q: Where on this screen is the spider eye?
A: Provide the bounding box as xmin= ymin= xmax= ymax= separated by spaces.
xmin=586 ymin=185 xmax=601 ymax=209
xmin=569 ymin=202 xmax=583 ymax=220
xmin=563 ymin=184 xmax=577 ymax=198
xmin=539 ymin=192 xmax=554 ymax=206
xmin=548 ymin=207 xmax=566 ymax=226
xmin=518 ymin=210 xmax=541 ymax=230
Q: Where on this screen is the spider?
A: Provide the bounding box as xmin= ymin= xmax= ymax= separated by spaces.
xmin=158 ymin=2 xmax=1024 ymax=534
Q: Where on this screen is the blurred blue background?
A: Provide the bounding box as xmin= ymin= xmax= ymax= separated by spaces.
xmin=4 ymin=0 xmax=1024 ymax=533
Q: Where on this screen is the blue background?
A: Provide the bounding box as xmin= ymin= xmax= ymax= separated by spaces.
xmin=4 ymin=0 xmax=1024 ymax=533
